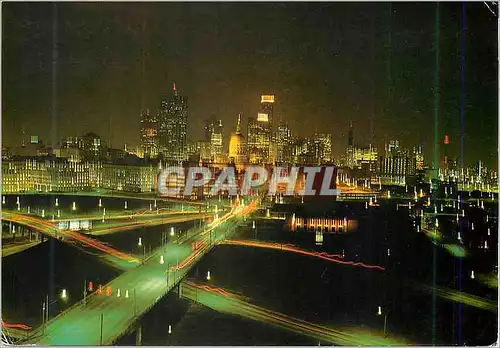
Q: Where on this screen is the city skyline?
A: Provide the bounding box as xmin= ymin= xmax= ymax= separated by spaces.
xmin=1 ymin=3 xmax=498 ymax=346
xmin=2 ymin=2 xmax=498 ymax=168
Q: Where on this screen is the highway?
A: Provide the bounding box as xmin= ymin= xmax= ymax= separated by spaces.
xmin=409 ymin=281 xmax=497 ymax=313
xmin=2 ymin=211 xmax=210 ymax=269
xmin=180 ymin=280 xmax=410 ymax=346
xmin=20 ymin=201 xmax=258 ymax=345
xmin=2 ymin=239 xmax=44 ymax=257
xmin=4 ymin=191 xmax=207 ymax=205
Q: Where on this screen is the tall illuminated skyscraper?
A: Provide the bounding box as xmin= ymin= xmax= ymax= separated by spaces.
xmin=205 ymin=116 xmax=224 ymax=160
xmin=313 ymin=133 xmax=332 ymax=164
xmin=260 ymin=95 xmax=275 ymax=127
xmin=276 ymin=122 xmax=292 ymax=163
xmin=379 ymin=140 xmax=415 ymax=184
xmin=413 ymin=145 xmax=424 ymax=170
xmin=158 ymin=83 xmax=188 ymax=162
xmin=247 ymin=113 xmax=272 ymax=164
xmin=140 ymin=108 xmax=158 ymax=159
xmin=347 ymin=121 xmax=354 ymax=168
xmin=246 ymin=95 xmax=275 ymax=164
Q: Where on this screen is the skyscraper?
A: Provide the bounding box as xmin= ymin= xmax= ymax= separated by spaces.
xmin=276 ymin=122 xmax=292 ymax=164
xmin=312 ymin=133 xmax=332 ymax=164
xmin=379 ymin=140 xmax=415 ymax=184
xmin=246 ymin=95 xmax=274 ymax=164
xmin=414 ymin=145 xmax=424 ymax=170
xmin=140 ymin=108 xmax=158 ymax=159
xmin=247 ymin=113 xmax=272 ymax=164
xmin=347 ymin=121 xmax=354 ymax=168
xmin=204 ymin=116 xmax=224 ymax=162
xmin=260 ymin=95 xmax=275 ymax=126
xmin=158 ymin=83 xmax=188 ymax=162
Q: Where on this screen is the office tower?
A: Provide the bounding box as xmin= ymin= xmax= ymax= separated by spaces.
xmin=347 ymin=121 xmax=354 ymax=168
xmin=79 ymin=133 xmax=104 ymax=161
xmin=244 ymin=95 xmax=275 ymax=164
xmin=276 ymin=122 xmax=292 ymax=164
xmin=247 ymin=113 xmax=272 ymax=164
xmin=379 ymin=140 xmax=415 ymax=184
xmin=313 ymin=133 xmax=333 ymax=164
xmin=414 ymin=145 xmax=424 ymax=170
xmin=211 ymin=120 xmax=224 ymax=159
xmin=353 ymin=144 xmax=378 ymax=173
xmin=204 ymin=116 xmax=224 ymax=162
xmin=158 ymin=83 xmax=188 ymax=162
xmin=140 ymin=108 xmax=158 ymax=159
xmin=260 ymin=95 xmax=275 ymax=127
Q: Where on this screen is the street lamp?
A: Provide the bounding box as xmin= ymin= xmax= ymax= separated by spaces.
xmin=206 ymin=270 xmax=211 ymax=281
xmin=138 ymin=238 xmax=145 ymax=263
xmin=170 ymin=227 xmax=175 ymax=237
xmin=72 ymin=202 xmax=76 ymax=211
xmin=377 ymin=306 xmax=387 ymax=336
xmin=61 ymin=289 xmax=67 ymax=300
xmin=160 ymin=255 xmax=164 ymax=264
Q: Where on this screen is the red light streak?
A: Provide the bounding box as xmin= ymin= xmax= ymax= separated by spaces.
xmin=222 ymin=239 xmax=385 ymax=271
xmin=185 ymin=281 xmax=233 ymax=298
xmin=2 ymin=321 xmax=32 ymax=330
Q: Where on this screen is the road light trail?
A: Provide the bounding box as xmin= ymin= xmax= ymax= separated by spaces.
xmin=410 ymin=282 xmax=497 ymax=312
xmin=20 ymin=200 xmax=258 ymax=346
xmin=180 ymin=281 xmax=409 ymax=346
xmin=2 ymin=212 xmax=139 ymax=266
xmin=89 ymin=213 xmax=207 ymax=236
xmin=2 ymin=321 xmax=32 ymax=331
xmin=55 ymin=208 xmax=201 ymax=222
xmin=220 ymin=239 xmax=385 ymax=271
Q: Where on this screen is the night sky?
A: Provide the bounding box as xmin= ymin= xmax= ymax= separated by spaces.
xmin=2 ymin=2 xmax=498 ymax=168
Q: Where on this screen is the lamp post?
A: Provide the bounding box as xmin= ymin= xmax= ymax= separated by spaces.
xmin=138 ymin=238 xmax=145 ymax=264
xmin=100 ymin=313 xmax=104 ymax=345
xmin=377 ymin=306 xmax=387 ymax=336
xmin=42 ymin=289 xmax=68 ymax=331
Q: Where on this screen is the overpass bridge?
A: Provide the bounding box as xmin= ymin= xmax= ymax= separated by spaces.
xmin=18 ymin=201 xmax=258 ymax=345
xmin=179 ymin=280 xmax=410 ymax=346
xmin=2 ymin=191 xmax=207 ymax=206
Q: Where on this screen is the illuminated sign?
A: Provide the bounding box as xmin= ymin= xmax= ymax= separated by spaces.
xmin=69 ymin=220 xmax=80 ymax=231
xmin=57 ymin=221 xmax=69 ymax=230
xmin=30 ymin=135 xmax=39 ymax=144
xmin=59 ymin=220 xmax=92 ymax=231
xmin=261 ymin=95 xmax=275 ymax=103
xmin=257 ymin=113 xmax=269 ymax=122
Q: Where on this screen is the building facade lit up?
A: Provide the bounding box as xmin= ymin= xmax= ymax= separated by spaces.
xmin=158 ymin=83 xmax=188 ymax=162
